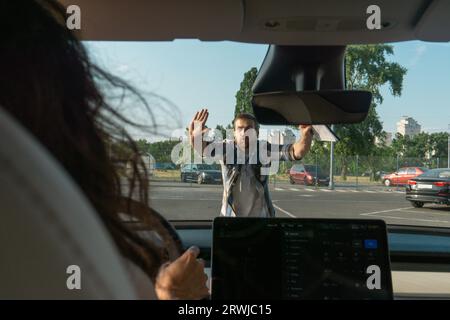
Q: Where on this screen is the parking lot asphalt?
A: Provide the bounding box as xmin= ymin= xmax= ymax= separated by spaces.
xmin=148 ymin=180 xmax=450 ymax=228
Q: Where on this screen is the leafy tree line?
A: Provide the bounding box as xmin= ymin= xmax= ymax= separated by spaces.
xmin=135 ymin=139 xmax=180 ymax=163
xmin=127 ymin=44 xmax=448 ymax=178
xmin=129 ymin=129 xmax=448 ymax=176
xmin=312 ymin=131 xmax=446 ymax=170
xmin=334 ymin=44 xmax=407 ymax=179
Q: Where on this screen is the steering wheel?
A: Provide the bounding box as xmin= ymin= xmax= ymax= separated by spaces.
xmin=118 ymin=197 xmax=184 ymax=260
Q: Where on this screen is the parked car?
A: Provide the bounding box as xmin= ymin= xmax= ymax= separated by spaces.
xmin=181 ymin=164 xmax=222 ymax=184
xmin=406 ymin=168 xmax=450 ymax=208
xmin=289 ymin=164 xmax=330 ymax=186
xmin=375 ymin=171 xmax=387 ymax=180
xmin=381 ymin=167 xmax=428 ymax=187
xmin=361 ymin=170 xmax=371 ymax=177
xmin=154 ymin=162 xmax=176 ymax=170
xmin=361 ymin=170 xmax=387 ymax=181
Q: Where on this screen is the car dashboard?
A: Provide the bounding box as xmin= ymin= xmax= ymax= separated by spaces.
xmin=170 ymin=221 xmax=450 ymax=300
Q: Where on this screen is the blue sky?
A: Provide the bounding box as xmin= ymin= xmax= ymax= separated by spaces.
xmin=85 ymin=40 xmax=450 ymax=139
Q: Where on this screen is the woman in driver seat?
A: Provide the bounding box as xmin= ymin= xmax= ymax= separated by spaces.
xmin=0 ymin=0 xmax=209 ymax=300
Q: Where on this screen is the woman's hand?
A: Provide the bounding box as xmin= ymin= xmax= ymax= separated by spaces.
xmin=155 ymin=246 xmax=210 ymax=300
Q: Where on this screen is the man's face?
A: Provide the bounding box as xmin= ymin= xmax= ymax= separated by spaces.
xmin=234 ymin=118 xmax=258 ymax=150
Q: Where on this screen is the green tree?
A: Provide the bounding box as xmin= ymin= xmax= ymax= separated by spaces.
xmin=136 ymin=139 xmax=151 ymax=154
xmin=147 ymin=140 xmax=180 ymax=163
xmin=391 ymin=132 xmax=449 ymax=167
xmin=335 ymin=44 xmax=407 ymax=180
xmin=215 ymin=124 xmax=234 ymax=140
xmin=429 ymin=132 xmax=449 ymax=158
xmin=234 ymin=67 xmax=258 ymax=116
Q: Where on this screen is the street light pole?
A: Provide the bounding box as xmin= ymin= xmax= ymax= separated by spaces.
xmin=329 ymin=125 xmax=335 ymax=190
xmin=447 ymin=124 xmax=450 ymax=168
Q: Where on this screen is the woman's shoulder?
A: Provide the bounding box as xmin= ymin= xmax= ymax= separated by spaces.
xmin=122 ymin=257 xmax=158 ymax=300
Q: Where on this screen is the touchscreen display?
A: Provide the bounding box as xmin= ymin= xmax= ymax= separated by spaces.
xmin=212 ymin=218 xmax=392 ymax=300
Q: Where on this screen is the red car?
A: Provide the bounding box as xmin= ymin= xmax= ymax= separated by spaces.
xmin=382 ymin=167 xmax=428 ymax=187
xmin=289 ymin=164 xmax=330 ymax=186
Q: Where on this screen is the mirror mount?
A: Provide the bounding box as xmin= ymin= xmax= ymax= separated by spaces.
xmin=251 ymin=45 xmax=372 ymax=125
xmin=292 ymin=65 xmax=325 ymax=91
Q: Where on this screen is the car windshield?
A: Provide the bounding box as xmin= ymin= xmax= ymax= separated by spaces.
xmin=86 ymin=40 xmax=450 ymax=228
xmin=304 ymin=165 xmax=324 ymax=174
xmin=419 ymin=169 xmax=450 ymax=179
xmin=197 ymin=164 xmax=219 ymax=171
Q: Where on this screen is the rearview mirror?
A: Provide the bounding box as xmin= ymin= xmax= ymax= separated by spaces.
xmin=252 ymin=90 xmax=371 ymax=125
xmin=251 ymin=45 xmax=372 ymax=125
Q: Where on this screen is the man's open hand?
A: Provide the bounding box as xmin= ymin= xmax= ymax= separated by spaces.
xmin=290 ymin=125 xmax=314 ymax=160
xmin=189 ymin=109 xmax=209 ymax=146
xmin=299 ymin=125 xmax=313 ymax=140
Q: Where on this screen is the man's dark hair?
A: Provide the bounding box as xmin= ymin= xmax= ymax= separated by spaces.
xmin=233 ymin=113 xmax=259 ymax=130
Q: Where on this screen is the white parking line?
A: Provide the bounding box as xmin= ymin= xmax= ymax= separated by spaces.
xmin=365 ymin=214 xmax=450 ymax=224
xmin=390 ymin=209 xmax=450 ymax=217
xmin=359 ymin=206 xmax=450 ymax=223
xmin=360 ymin=207 xmax=412 ymax=216
xmin=150 ymin=197 xmax=219 ymax=201
xmin=273 ymin=203 xmax=296 ymax=218
xmin=270 ymin=187 xmax=408 ymax=194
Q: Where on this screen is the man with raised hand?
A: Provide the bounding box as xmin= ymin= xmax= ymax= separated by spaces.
xmin=188 ymin=108 xmax=313 ymax=217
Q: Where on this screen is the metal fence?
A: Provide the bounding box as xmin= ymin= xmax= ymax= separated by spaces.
xmin=274 ymin=154 xmax=449 ymax=187
xmin=146 ymin=143 xmax=449 ymax=188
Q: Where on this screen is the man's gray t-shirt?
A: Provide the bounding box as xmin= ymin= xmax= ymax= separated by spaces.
xmin=204 ymin=139 xmax=296 ymax=217
xmin=231 ymin=164 xmax=270 ymax=217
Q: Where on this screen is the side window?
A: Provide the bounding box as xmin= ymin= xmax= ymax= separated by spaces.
xmin=407 ymin=168 xmax=416 ymax=175
xmin=439 ymin=171 xmax=450 ymax=178
xmin=192 ymin=165 xmax=198 ymax=171
xmin=398 ymin=168 xmax=407 ymax=175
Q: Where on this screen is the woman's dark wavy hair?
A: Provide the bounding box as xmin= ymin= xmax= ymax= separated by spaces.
xmin=0 ymin=0 xmax=182 ymax=281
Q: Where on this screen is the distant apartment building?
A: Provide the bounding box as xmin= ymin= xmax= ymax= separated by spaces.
xmin=375 ymin=132 xmax=393 ymax=146
xmin=396 ymin=116 xmax=421 ymax=137
xmin=268 ymin=129 xmax=296 ymax=145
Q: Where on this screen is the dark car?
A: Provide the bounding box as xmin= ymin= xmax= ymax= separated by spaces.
xmin=289 ymin=164 xmax=330 ymax=186
xmin=181 ymin=164 xmax=222 ymax=184
xmin=382 ymin=167 xmax=428 ymax=187
xmin=406 ymin=168 xmax=450 ymax=208
xmin=154 ymin=162 xmax=176 ymax=170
